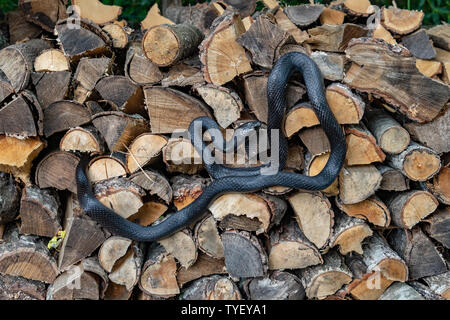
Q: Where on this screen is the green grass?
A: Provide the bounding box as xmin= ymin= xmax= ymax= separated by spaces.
xmin=1 ymin=0 xmax=448 ymax=26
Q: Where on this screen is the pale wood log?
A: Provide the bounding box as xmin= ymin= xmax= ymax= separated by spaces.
xmin=177 ymin=253 xmax=227 ymax=287
xmin=158 ymin=229 xmax=197 ymax=269
xmin=345 ymin=123 xmax=386 ymax=165
xmin=336 ymin=196 xmax=391 ymax=227
xmin=339 ymin=165 xmax=382 ymax=204
xmin=126 ymin=133 xmax=168 ymax=173
xmin=306 ymin=23 xmax=367 ymax=52
xmin=381 ymin=6 xmax=424 ymax=35
xmin=181 ymin=275 xmax=241 ymax=300
xmin=423 ymin=271 xmax=450 ymax=300
xmin=125 ymin=42 xmax=163 ymax=86
xmin=87 ymin=155 xmax=127 ymax=183
xmin=194 ymin=215 xmax=224 ymax=259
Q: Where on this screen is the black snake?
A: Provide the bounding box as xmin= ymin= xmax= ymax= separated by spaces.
xmin=76 ymin=52 xmax=346 ymax=242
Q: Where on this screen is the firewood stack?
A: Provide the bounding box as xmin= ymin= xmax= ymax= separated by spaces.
xmin=0 ymin=0 xmax=449 ymax=300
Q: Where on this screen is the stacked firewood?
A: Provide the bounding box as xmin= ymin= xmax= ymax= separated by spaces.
xmin=0 ymin=0 xmax=449 ymax=300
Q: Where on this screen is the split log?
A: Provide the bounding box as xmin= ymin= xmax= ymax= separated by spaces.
xmin=287 ymin=191 xmax=334 ymax=249
xmin=165 ymin=3 xmax=221 ymax=34
xmin=95 ymin=76 xmax=145 ymax=115
xmin=0 ymin=172 xmax=20 ymax=224
xmin=243 ymin=271 xmax=305 ymax=300
xmin=221 ymin=230 xmax=268 ymax=278
xmin=365 ymin=109 xmax=410 ymax=155
xmin=435 ymin=47 xmax=450 ymax=84
xmin=19 ymin=186 xmax=61 ymax=238
xmin=343 ymin=0 xmax=374 ymax=17
xmin=55 ymin=19 xmax=112 ymax=61
xmin=378 ymin=282 xmax=424 ymax=300
xmin=271 ymin=7 xmax=309 ymax=43
xmin=6 ymin=10 xmax=41 ymax=44
xmin=32 ymin=71 xmax=71 ymax=109
xmin=199 ymin=13 xmax=252 ymax=85
xmin=376 ymin=164 xmax=410 ymax=191
xmin=34 ymin=49 xmax=70 ymax=72
xmin=102 ymin=23 xmax=128 ymax=49
xmin=0 ymin=94 xmax=40 ymax=138
xmin=43 ymin=100 xmax=91 ymax=137
xmin=163 ymin=138 xmax=203 ymax=174
xmin=73 ymin=57 xmax=111 ymax=103
xmin=129 ymin=170 xmax=173 ymax=205
xmin=329 ymin=211 xmax=373 ymax=255
xmin=144 ymin=87 xmax=212 ymax=134
xmin=219 ymin=0 xmax=256 ymax=18
xmin=104 ymin=282 xmax=132 ymax=300
xmin=401 ymin=29 xmax=436 ymax=60
xmin=60 ymin=126 xmax=105 ymax=154
xmin=143 ymin=24 xmax=204 ymax=67
xmin=381 ymin=6 xmax=424 ymax=35
xmin=426 ymin=24 xmax=450 ymax=51
xmin=87 ymin=156 xmax=127 ymax=183
xmin=285 ymin=140 xmax=304 ymax=171
xmin=268 ymin=219 xmax=322 ymax=270
xmin=386 ymin=190 xmax=438 ymax=229
xmin=336 ymin=196 xmax=391 ymax=227
xmin=0 ymin=225 xmax=58 ymax=283
xmin=129 ymin=201 xmax=168 ymax=227
xmin=92 ymin=111 xmax=149 ymax=152
xmin=0 ymin=39 xmax=51 ymax=92
xmin=408 ymin=280 xmax=445 ymax=300
xmin=422 ymin=271 xmax=450 ymax=300
xmin=158 ymin=230 xmax=197 ymax=269
xmin=194 ymin=215 xmax=224 ymax=259
xmin=404 ymin=107 xmax=449 ymax=154
xmin=345 ymin=234 xmax=408 ymax=300
xmin=126 ymin=133 xmax=167 ymax=173
xmin=58 ymin=194 xmax=109 ymax=271
xmin=310 ymin=52 xmax=345 ymax=81
xmin=0 ymin=274 xmax=46 ymax=300
xmin=371 ymin=23 xmax=397 ymax=45
xmin=35 ymin=151 xmax=79 ymax=193
xmin=299 ymin=128 xmax=329 ymax=157
xmin=125 ymin=42 xmax=163 ymax=86
xmin=243 ymin=71 xmax=305 ymax=123
xmin=387 ymin=227 xmax=447 ymax=280
xmin=177 ymin=253 xmax=227 ymax=287
xmin=386 ymin=142 xmax=441 ymax=182
xmin=415 ymin=59 xmax=442 ymax=78
xmin=181 ymin=275 xmax=241 ymax=300
xmin=320 ymin=7 xmax=346 ymax=25
xmin=19 ymin=0 xmax=68 ymax=32
xmin=237 ymin=15 xmax=291 ymax=69
xmin=0 ymin=136 xmax=45 ymax=185
xmin=93 ymin=177 xmax=145 ymax=219
xmin=284 ymin=4 xmax=324 ymax=27
xmin=345 ymin=124 xmax=386 ymax=165
xmin=141 ymin=3 xmax=174 ymax=30
xmin=344 ymin=38 xmax=450 ymax=123
xmin=209 ymin=193 xmax=271 ymax=234
xmin=108 ymin=243 xmax=143 ymax=292
xmin=424 ymin=208 xmax=450 ymax=249
xmin=297 ymin=250 xmax=353 ymax=300
xmin=306 ymin=24 xmax=368 ymax=52
xmin=161 ymin=63 xmax=205 ymax=87
xmin=193 ymin=84 xmax=243 ymax=128
xmin=99 ymin=237 xmax=132 ymax=273
xmin=305 ymin=152 xmax=339 ymax=195
xmin=139 ymin=242 xmax=180 ymax=297
xmin=339 ymin=165 xmax=382 ymax=204
xmin=424 ymin=160 xmax=450 ymax=205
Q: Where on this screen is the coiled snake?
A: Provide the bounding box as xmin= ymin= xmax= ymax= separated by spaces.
xmin=76 ymin=52 xmax=346 ymax=242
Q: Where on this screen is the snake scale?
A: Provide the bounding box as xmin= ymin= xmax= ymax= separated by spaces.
xmin=76 ymin=52 xmax=347 ymax=242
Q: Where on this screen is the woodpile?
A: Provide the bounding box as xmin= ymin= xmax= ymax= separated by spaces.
xmin=0 ymin=0 xmax=449 ymax=301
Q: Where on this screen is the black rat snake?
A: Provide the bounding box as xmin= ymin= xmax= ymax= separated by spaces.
xmin=76 ymin=52 xmax=346 ymax=242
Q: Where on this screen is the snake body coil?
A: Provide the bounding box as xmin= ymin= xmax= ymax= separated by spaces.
xmin=76 ymin=52 xmax=346 ymax=242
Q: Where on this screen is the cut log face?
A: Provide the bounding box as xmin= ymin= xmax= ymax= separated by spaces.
xmin=221 ymin=230 xmax=268 ymax=278
xmin=0 ymin=225 xmax=58 ymax=283
xmin=143 ymin=24 xmax=204 ymax=67
xmin=424 ymin=208 xmax=450 ymax=249
xmin=268 ymin=219 xmax=322 ymax=270
xmin=243 ymin=271 xmax=305 ymax=300
xmin=401 ymin=29 xmax=436 ymax=60
xmin=306 ymin=152 xmax=339 ymax=196
xmin=129 ymin=170 xmax=173 ymax=205
xmin=33 ymin=71 xmax=71 ymax=109
xmin=387 ymin=142 xmax=441 ymax=182
xmin=125 ymin=43 xmax=163 ymax=86
xmin=126 ymin=133 xmax=168 ymax=173
xmin=19 ymin=186 xmax=62 ymax=238
xmin=386 ymin=190 xmax=438 ymax=229
xmin=272 ymin=7 xmax=309 ymax=44
xmin=371 ymin=23 xmax=397 ymax=45
xmin=43 ymin=100 xmax=91 ymax=138
xmin=426 ymin=24 xmax=450 ymax=51
xmin=172 ymin=175 xmax=209 ymax=211
xmin=177 ymin=253 xmax=227 ymax=288
xmin=108 ymin=243 xmax=143 ymax=292
xmin=181 ymin=275 xmax=241 ymax=300
xmin=343 ymin=0 xmax=374 ymax=17
xmin=336 ymin=196 xmax=391 ymax=227
xmin=284 ymin=4 xmax=324 ymax=27
xmin=209 ymin=193 xmax=271 ymax=234
xmin=200 ymin=13 xmax=252 ymax=85
xmin=299 ymin=128 xmax=330 ymax=157
xmin=287 ymin=191 xmax=334 ymax=249
xmin=0 ymin=94 xmax=40 ymax=138
xmin=381 ymin=6 xmax=424 ymax=35
xmin=339 ymin=165 xmax=382 ymax=204
xmin=0 ymin=274 xmax=46 ymax=300
xmin=425 ymin=162 xmax=450 ymax=205
xmin=297 ymin=250 xmax=353 ymax=299
xmin=320 ymin=7 xmax=346 ymax=25
xmin=141 ymin=3 xmax=175 ymax=30
xmin=163 ymin=138 xmax=203 ymax=174
xmin=102 ymin=24 xmax=128 ymax=49
xmin=311 ymin=52 xmax=345 ymax=81
xmin=60 ymin=126 xmax=104 ymax=154
xmin=34 ymin=49 xmax=70 ymax=72
xmin=35 ymin=151 xmax=79 ymax=193
xmin=99 ymin=237 xmax=132 ymax=273
xmin=19 ymin=0 xmax=68 ymax=32
xmin=345 ymin=124 xmax=386 ymax=165
xmin=195 ymin=215 xmax=224 ymax=259
xmin=344 ymin=38 xmax=450 ymax=123
xmin=144 ymin=87 xmax=212 ymax=134
xmin=87 ymin=156 xmax=127 ymax=183
xmin=388 ymin=228 xmax=447 ymax=280
xmin=158 ymin=230 xmax=198 ymax=269
xmin=73 ymin=57 xmax=111 ymax=103
xmin=379 ymin=282 xmax=424 ymax=300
